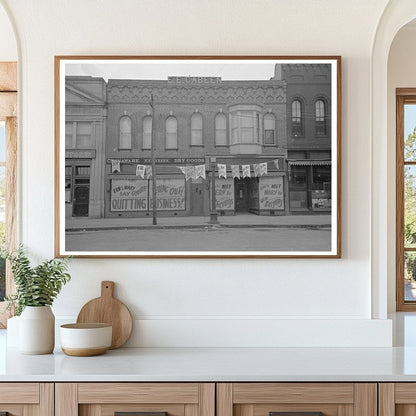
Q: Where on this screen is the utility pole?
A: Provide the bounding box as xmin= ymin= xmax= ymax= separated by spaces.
xmin=209 ymin=156 xmax=218 ymax=224
xmin=149 ymin=94 xmax=157 ymax=225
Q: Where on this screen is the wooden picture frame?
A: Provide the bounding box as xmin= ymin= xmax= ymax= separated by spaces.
xmin=55 ymin=56 xmax=341 ymax=258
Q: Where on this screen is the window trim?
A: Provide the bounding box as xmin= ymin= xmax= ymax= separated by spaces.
xmin=142 ymin=115 xmax=152 ymax=150
xmin=165 ymin=115 xmax=178 ymax=150
xmin=291 ymin=99 xmax=304 ymax=137
xmin=396 ymin=89 xmax=416 ymax=311
xmin=214 ymin=112 xmax=228 ymax=147
xmin=119 ymin=115 xmax=132 ymax=150
xmin=190 ymin=112 xmax=203 ymax=147
xmin=263 ymin=112 xmax=276 ymax=146
xmin=315 ymin=98 xmax=328 ymax=137
xmin=0 ymin=62 xmax=18 ymax=327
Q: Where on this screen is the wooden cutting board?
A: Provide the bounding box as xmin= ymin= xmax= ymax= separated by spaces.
xmin=76 ymin=281 xmax=133 ymax=349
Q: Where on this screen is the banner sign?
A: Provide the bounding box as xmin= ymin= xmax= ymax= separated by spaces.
xmin=259 ymin=177 xmax=284 ymax=210
xmin=149 ymin=178 xmax=186 ymax=211
xmin=66 ymin=149 xmax=96 ymax=159
xmin=215 ymin=178 xmax=235 ymax=210
xmin=108 ymin=157 xmax=205 ymax=165
xmin=111 ymin=179 xmax=148 ymax=212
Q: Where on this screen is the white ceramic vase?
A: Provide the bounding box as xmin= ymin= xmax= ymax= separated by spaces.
xmin=19 ymin=306 xmax=55 ymax=354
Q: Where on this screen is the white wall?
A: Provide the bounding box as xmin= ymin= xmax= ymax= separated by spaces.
xmin=387 ymin=26 xmax=416 ymax=312
xmin=0 ymin=0 xmax=394 ymax=347
xmin=0 ymin=2 xmax=16 ymax=61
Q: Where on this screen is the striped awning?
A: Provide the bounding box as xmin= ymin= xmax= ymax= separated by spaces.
xmin=288 ymin=160 xmax=331 ymax=166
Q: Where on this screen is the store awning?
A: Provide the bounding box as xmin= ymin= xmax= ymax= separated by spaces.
xmin=288 ymin=160 xmax=331 ymax=166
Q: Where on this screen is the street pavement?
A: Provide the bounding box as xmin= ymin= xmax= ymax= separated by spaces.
xmin=66 ymin=213 xmax=331 ymax=232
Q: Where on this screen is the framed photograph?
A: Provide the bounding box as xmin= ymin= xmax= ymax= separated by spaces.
xmin=55 ymin=56 xmax=341 ymax=258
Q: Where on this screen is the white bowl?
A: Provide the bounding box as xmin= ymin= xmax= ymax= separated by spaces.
xmin=60 ymin=323 xmax=112 ymax=356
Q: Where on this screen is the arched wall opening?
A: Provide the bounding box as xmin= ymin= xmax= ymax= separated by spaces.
xmin=372 ymin=1 xmax=416 ymax=320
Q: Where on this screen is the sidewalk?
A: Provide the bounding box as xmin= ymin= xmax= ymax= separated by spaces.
xmin=66 ymin=214 xmax=332 ymax=232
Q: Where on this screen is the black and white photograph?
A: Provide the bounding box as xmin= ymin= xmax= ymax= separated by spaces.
xmin=55 ymin=56 xmax=341 ymax=257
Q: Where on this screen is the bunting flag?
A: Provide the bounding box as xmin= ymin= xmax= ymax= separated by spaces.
xmin=145 ymin=165 xmax=152 ymax=178
xmin=253 ymin=163 xmax=261 ymax=177
xmin=195 ymin=164 xmax=206 ymax=180
xmin=185 ymin=166 xmax=195 ymax=181
xmin=111 ymin=159 xmax=121 ymax=173
xmin=242 ymin=164 xmax=251 ymax=178
xmin=218 ymin=163 xmax=227 ymax=179
xmin=259 ymin=162 xmax=268 ymax=177
xmin=273 ymin=159 xmax=280 ymax=170
xmin=136 ymin=164 xmax=146 ymax=178
xmin=231 ymin=165 xmax=240 ymax=179
xmin=178 ymin=166 xmax=187 ymax=175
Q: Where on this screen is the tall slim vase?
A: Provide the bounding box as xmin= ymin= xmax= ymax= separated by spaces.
xmin=19 ymin=306 xmax=55 ymax=354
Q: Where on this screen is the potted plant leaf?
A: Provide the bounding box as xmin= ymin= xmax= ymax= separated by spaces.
xmin=4 ymin=245 xmax=71 ymax=354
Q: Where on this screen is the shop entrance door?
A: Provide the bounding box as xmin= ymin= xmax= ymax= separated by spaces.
xmin=190 ymin=182 xmax=204 ymax=215
xmin=73 ymin=185 xmax=90 ymax=217
xmin=235 ymin=179 xmax=249 ymax=212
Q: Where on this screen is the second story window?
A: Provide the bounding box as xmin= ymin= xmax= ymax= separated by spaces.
xmin=76 ymin=122 xmax=92 ymax=147
xmin=292 ymin=100 xmax=303 ymax=136
xmin=119 ymin=116 xmax=132 ymax=150
xmin=264 ymin=113 xmax=276 ymax=145
xmin=191 ymin=112 xmax=203 ymax=146
xmin=215 ymin=113 xmax=227 ymax=146
xmin=142 ymin=116 xmax=152 ymax=150
xmin=315 ymin=99 xmax=327 ymax=136
xmin=165 ymin=116 xmax=178 ymax=149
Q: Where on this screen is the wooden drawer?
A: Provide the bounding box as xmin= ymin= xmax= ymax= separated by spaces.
xmin=217 ymin=383 xmax=377 ymax=416
xmin=379 ymin=383 xmax=416 ymax=416
xmin=55 ymin=383 xmax=215 ymax=416
xmin=0 ymin=383 xmax=53 ymax=416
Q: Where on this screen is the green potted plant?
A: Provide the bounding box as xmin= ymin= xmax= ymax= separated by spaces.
xmin=4 ymin=245 xmax=71 ymax=354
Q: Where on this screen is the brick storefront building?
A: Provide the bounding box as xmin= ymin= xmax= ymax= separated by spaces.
xmin=64 ymin=63 xmax=331 ymax=219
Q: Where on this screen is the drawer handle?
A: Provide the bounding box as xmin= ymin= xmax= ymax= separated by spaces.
xmin=270 ymin=413 xmax=323 ymax=416
xmin=115 ymin=412 xmax=168 ymax=416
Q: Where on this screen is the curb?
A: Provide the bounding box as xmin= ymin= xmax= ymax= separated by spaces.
xmin=66 ymin=224 xmax=332 ymax=232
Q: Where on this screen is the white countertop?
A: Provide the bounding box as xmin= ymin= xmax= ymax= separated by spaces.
xmin=2 ymin=313 xmax=416 ymax=382
xmin=2 ymin=345 xmax=416 ymax=382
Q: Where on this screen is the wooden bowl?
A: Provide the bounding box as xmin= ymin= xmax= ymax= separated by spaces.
xmin=60 ymin=323 xmax=112 ymax=356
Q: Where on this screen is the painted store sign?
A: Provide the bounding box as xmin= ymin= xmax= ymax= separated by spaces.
xmin=111 ymin=179 xmax=148 ymax=212
xmin=149 ymin=178 xmax=186 ymax=211
xmin=259 ymin=177 xmax=284 ymax=210
xmin=111 ymin=178 xmax=186 ymax=212
xmin=215 ymin=178 xmax=235 ymax=210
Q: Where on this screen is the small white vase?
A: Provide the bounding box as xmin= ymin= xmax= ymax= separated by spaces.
xmin=19 ymin=306 xmax=55 ymax=354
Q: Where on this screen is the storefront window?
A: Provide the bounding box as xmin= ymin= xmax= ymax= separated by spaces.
xmin=289 ymin=166 xmax=308 ymax=209
xmin=312 ymin=166 xmax=331 ymax=190
xmin=65 ymin=165 xmax=72 ymax=203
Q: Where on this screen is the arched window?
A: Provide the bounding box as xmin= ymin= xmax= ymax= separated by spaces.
xmin=291 ymin=100 xmax=303 ymax=136
xmin=263 ymin=113 xmax=276 ymax=145
xmin=315 ymin=99 xmax=327 ymax=135
xmin=142 ymin=116 xmax=152 ymax=149
xmin=191 ymin=112 xmax=203 ymax=146
xmin=215 ymin=113 xmax=227 ymax=146
xmin=165 ymin=116 xmax=178 ymax=149
xmin=119 ymin=116 xmax=132 ymax=149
